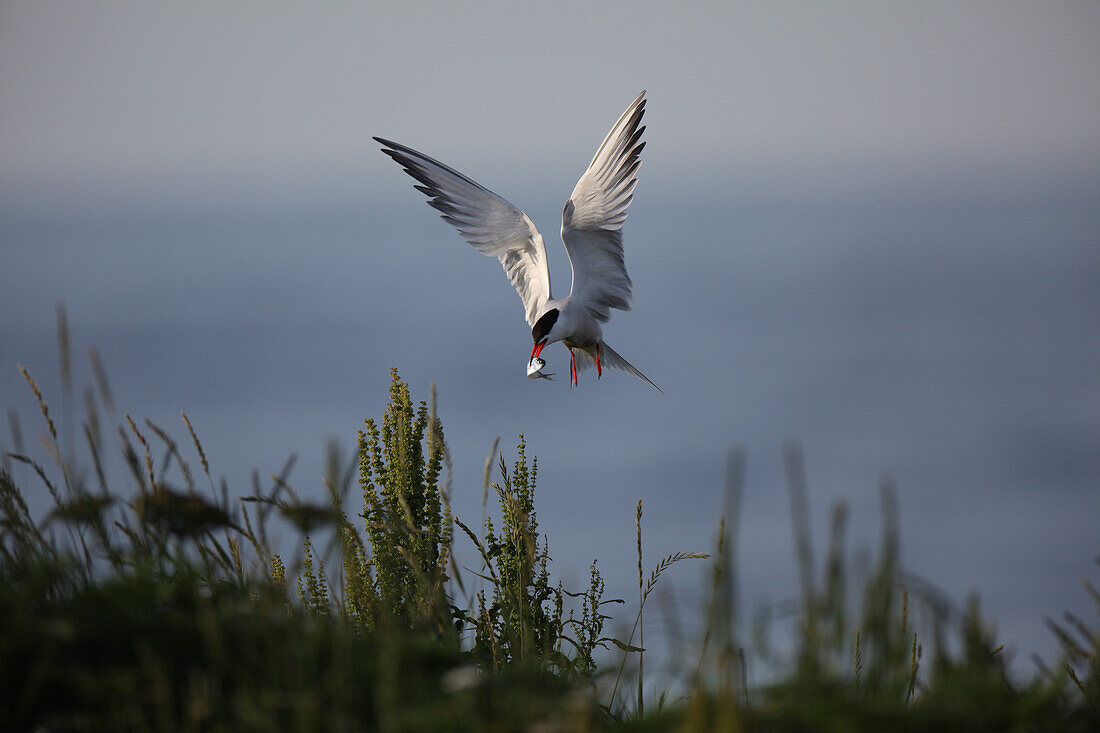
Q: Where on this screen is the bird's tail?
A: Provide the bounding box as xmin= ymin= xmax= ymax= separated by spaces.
xmin=573 ymin=341 xmax=662 ymax=392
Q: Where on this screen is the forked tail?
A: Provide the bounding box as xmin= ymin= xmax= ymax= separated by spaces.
xmin=573 ymin=341 xmax=662 ymax=392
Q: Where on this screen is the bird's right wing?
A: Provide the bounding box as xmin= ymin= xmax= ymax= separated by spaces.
xmin=375 ymin=137 xmax=552 ymax=326
xmin=560 ymin=91 xmax=646 ymax=323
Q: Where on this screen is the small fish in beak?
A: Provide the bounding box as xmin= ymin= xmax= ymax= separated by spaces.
xmin=526 ymin=357 xmax=555 ymax=380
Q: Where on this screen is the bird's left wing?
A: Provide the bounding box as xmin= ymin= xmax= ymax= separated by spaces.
xmin=375 ymin=137 xmax=552 ymax=326
xmin=560 ymin=91 xmax=646 ymax=323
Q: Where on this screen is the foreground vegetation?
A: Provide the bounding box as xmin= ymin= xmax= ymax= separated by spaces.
xmin=2 ymin=330 xmax=1097 ymax=729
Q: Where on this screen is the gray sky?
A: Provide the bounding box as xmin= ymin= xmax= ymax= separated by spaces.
xmin=3 ymin=1 xmax=1099 ymax=208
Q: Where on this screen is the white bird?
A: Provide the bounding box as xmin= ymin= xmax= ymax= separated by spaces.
xmin=375 ymin=90 xmax=659 ymax=391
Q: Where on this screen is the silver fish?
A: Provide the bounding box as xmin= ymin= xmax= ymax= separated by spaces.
xmin=526 ymin=357 xmax=556 ymax=380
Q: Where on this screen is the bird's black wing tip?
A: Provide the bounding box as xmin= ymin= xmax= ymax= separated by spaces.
xmin=373 ymin=136 xmax=405 ymax=154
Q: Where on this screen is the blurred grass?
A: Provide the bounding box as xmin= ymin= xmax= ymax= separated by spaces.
xmin=1 ymin=313 xmax=1097 ymax=730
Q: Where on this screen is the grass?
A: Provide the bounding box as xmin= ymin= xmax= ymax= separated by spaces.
xmin=2 ymin=315 xmax=1098 ymax=730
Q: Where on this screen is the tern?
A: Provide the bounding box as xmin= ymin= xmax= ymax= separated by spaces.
xmin=375 ymin=90 xmax=659 ymax=391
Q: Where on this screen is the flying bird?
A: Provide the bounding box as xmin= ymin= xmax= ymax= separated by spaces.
xmin=374 ymin=91 xmax=659 ymax=391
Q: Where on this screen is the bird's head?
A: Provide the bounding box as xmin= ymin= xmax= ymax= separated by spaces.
xmin=529 ymin=308 xmax=559 ymax=361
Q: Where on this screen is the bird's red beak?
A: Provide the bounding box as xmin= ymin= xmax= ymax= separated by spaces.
xmin=530 ymin=339 xmax=547 ymax=361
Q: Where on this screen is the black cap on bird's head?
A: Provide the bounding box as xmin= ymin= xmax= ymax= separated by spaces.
xmin=530 ymin=308 xmax=559 ymax=360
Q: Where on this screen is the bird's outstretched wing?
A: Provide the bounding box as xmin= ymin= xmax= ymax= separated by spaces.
xmin=560 ymin=91 xmax=646 ymax=323
xmin=375 ymin=137 xmax=552 ymax=326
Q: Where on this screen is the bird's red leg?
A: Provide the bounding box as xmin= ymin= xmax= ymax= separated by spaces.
xmin=570 ymin=350 xmax=577 ymax=386
xmin=596 ymin=344 xmax=602 ymax=378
